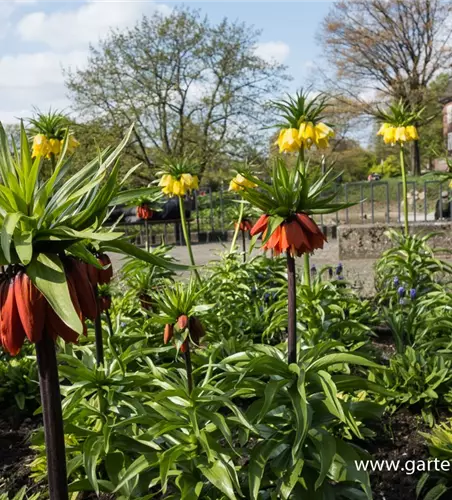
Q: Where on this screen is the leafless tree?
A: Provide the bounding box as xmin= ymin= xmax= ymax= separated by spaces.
xmin=319 ymin=0 xmax=452 ymax=174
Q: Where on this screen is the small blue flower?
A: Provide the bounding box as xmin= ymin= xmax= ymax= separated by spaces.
xmin=336 ymin=263 xmax=343 ymax=275
xmin=410 ymin=288 xmax=416 ymax=300
xmin=328 ymin=267 xmax=333 ymax=278
xmin=310 ymin=264 xmax=317 ymax=275
xmin=120 ymin=322 xmax=127 ymax=328
xmin=399 ymin=298 xmax=405 ymax=306
xmin=337 ymin=275 xmax=344 ymax=281
xmin=397 ymin=286 xmax=405 ymax=297
xmin=264 ymin=292 xmax=270 ymax=303
xmin=393 ymin=276 xmax=399 ymax=287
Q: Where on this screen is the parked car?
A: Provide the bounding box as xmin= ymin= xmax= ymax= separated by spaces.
xmin=367 ymin=173 xmax=381 ymax=181
xmin=434 ymin=192 xmax=452 ymax=220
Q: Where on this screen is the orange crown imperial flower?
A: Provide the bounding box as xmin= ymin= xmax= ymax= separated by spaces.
xmin=251 ymin=213 xmax=326 ymax=257
xmin=0 ymin=267 xmax=92 ymax=356
xmin=136 ymin=204 xmax=154 ymax=220
xmin=163 ymin=315 xmax=206 ymax=348
xmin=235 ymin=219 xmax=252 ymax=232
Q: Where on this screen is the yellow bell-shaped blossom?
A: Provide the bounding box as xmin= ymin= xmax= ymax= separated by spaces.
xmin=229 ymin=173 xmax=257 ymax=192
xmin=32 ymin=134 xmax=49 ymax=158
xmin=159 ymin=173 xmax=199 ymax=197
xmin=382 ymin=126 xmax=397 ymax=145
xmin=378 ymin=123 xmax=419 ymax=145
xmin=314 ymin=122 xmax=334 ymax=149
xmin=180 ymin=173 xmax=199 ymax=190
xmin=405 ymin=125 xmax=419 ymax=141
xmin=316 ymin=137 xmax=330 ymax=149
xmin=66 ymin=135 xmax=80 ymax=154
xmin=172 ymin=180 xmax=186 ymax=196
xmin=298 ymin=122 xmax=317 ymax=149
xmin=276 ymin=128 xmax=302 ymax=153
xmin=159 ymin=174 xmax=175 ymax=196
xmin=377 ymin=123 xmax=392 ymax=136
xmin=46 ymin=138 xmax=61 ymax=158
xmin=395 ymin=126 xmax=408 ymax=143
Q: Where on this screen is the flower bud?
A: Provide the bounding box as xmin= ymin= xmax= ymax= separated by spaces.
xmin=177 ymin=314 xmax=189 ymax=330
xmin=164 ymin=324 xmax=174 ymax=344
xmin=189 ymin=316 xmax=205 ymax=343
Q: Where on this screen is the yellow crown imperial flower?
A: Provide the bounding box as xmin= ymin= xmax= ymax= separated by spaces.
xmin=377 ymin=123 xmax=392 ymax=136
xmin=229 ymin=173 xmax=257 ymax=192
xmin=405 ymin=125 xmax=419 ymax=141
xmin=377 ymin=122 xmax=419 ymax=145
xmin=66 ymin=135 xmax=80 ymax=154
xmin=382 ymin=126 xmax=397 ymax=145
xmin=298 ymin=122 xmax=316 ymax=149
xmin=180 ymin=173 xmax=199 ymax=190
xmin=395 ymin=126 xmax=408 ymax=143
xmin=314 ymin=122 xmax=334 ymax=149
xmin=172 ymin=179 xmax=186 ymax=196
xmin=46 ymin=138 xmax=61 ymax=158
xmin=276 ymin=128 xmax=302 ymax=153
xmin=159 ymin=172 xmax=199 ymax=197
xmin=159 ymin=174 xmax=175 ymax=195
xmin=31 ymin=134 xmax=50 ymax=158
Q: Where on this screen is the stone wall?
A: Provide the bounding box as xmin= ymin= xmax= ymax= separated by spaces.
xmin=338 ymin=222 xmax=452 ymax=259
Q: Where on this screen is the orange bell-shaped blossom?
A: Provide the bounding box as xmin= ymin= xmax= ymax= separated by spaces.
xmin=250 ymin=213 xmax=326 ymax=257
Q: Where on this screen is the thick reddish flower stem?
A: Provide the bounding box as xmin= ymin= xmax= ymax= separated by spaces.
xmin=36 ymin=331 xmax=69 ymax=500
xmin=105 ymin=309 xmax=114 ymax=337
xmin=94 ymin=289 xmax=104 ymax=366
xmin=286 ymin=253 xmax=297 ymax=364
xmin=183 ymin=344 xmax=194 ymax=394
xmin=94 ymin=310 xmax=104 ymax=367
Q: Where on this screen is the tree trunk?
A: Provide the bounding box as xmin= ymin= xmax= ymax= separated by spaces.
xmin=411 ymin=140 xmax=421 ymax=176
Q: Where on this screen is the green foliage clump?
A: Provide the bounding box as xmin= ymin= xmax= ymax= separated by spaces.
xmin=369 ymin=155 xmax=401 ymax=178
xmin=0 ymin=348 xmax=38 ymax=413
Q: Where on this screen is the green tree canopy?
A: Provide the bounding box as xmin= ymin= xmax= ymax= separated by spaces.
xmin=65 ymin=7 xmax=289 ymax=183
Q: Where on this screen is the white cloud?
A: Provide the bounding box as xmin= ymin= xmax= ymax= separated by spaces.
xmin=1 ymin=1 xmax=171 ymax=123
xmin=0 ymin=51 xmax=88 ymax=123
xmin=17 ymin=0 xmax=171 ymax=50
xmin=254 ymin=41 xmax=290 ymax=64
xmin=0 ymin=51 xmax=88 ymax=88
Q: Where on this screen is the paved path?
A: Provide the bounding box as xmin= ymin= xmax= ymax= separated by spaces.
xmin=110 ymin=239 xmax=378 ymax=297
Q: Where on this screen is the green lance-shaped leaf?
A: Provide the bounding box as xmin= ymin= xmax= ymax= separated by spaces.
xmin=83 ymin=435 xmax=104 ymax=494
xmin=198 ymin=459 xmax=238 ymax=500
xmin=14 ymin=230 xmax=33 ymax=265
xmin=1 ymin=212 xmax=22 ymax=262
xmin=248 ymin=439 xmax=278 ymax=500
xmin=26 ymin=253 xmax=83 ymax=334
xmin=100 ymin=239 xmax=188 ymax=271
xmin=308 ymin=428 xmax=336 ymax=490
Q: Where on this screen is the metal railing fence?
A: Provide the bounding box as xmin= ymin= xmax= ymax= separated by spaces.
xmin=116 ymin=179 xmax=452 ymax=247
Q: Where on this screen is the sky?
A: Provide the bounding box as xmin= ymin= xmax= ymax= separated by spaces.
xmin=0 ymin=0 xmax=333 ymax=124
